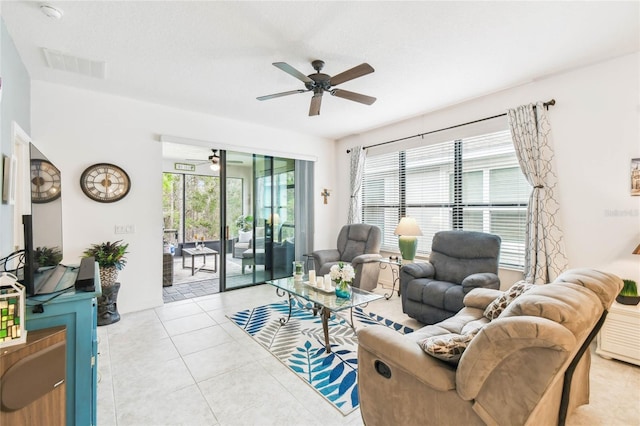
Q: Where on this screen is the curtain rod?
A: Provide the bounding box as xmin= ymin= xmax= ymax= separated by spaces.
xmin=346 ymin=99 xmax=555 ymax=153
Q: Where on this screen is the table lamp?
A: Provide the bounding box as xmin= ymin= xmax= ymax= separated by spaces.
xmin=394 ymin=217 xmax=423 ymax=263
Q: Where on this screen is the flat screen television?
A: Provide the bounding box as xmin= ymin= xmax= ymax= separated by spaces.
xmin=20 ymin=143 xmax=65 ymax=296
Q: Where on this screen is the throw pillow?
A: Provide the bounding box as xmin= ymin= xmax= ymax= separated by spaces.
xmin=419 ymin=328 xmax=482 ymax=364
xmin=483 ymin=280 xmax=533 ymax=320
xmin=238 ymin=231 xmax=252 ymax=243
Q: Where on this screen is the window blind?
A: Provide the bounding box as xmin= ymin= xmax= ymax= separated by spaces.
xmin=362 ymin=129 xmax=530 ymax=268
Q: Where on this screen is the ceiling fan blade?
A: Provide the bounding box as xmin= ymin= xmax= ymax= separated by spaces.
xmin=309 ymin=93 xmax=322 ymax=116
xmin=257 ymin=89 xmax=308 ymax=101
xmin=331 ymin=89 xmax=377 ymax=105
xmin=330 ymin=63 xmax=375 ymax=86
xmin=185 ymin=158 xmax=243 ymax=165
xmin=272 ymin=62 xmax=314 ymax=84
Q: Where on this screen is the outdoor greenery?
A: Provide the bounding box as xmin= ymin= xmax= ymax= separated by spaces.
xmin=162 ymin=172 xmax=243 ymax=243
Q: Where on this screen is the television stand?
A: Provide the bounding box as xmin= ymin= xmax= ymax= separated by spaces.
xmin=26 ymin=266 xmax=100 ymax=426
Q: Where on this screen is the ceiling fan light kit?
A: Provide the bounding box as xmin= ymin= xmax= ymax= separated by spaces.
xmin=258 ymin=59 xmax=376 ymax=116
xmin=209 ymin=159 xmax=220 ymax=172
xmin=208 ymin=150 xmax=220 ymax=171
xmin=40 ymin=4 xmax=64 ymax=20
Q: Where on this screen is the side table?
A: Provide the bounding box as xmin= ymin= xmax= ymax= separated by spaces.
xmin=377 ymin=257 xmax=402 ymax=300
xmin=182 ymin=247 xmax=218 ymax=275
xmin=0 ymin=326 xmax=67 ymax=426
xmin=596 ymin=301 xmax=640 ymax=366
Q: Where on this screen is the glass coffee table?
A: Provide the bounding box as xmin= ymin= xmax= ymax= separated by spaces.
xmin=266 ymin=277 xmax=383 ymax=353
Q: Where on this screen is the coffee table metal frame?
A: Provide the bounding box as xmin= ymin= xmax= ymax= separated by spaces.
xmin=266 ymin=277 xmax=383 ymax=353
xmin=182 ymin=247 xmax=218 ymax=275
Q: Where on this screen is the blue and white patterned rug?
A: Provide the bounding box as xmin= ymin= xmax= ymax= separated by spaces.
xmin=228 ymin=300 xmax=413 ymax=415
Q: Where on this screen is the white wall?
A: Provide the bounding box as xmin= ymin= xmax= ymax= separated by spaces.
xmin=339 ymin=53 xmax=640 ymax=287
xmin=29 ymin=52 xmax=640 ymax=311
xmin=0 ymin=19 xmax=31 ymax=255
xmin=31 ymin=82 xmax=336 ymax=313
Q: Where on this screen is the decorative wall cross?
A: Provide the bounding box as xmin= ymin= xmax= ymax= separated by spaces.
xmin=320 ymin=188 xmax=331 ymax=204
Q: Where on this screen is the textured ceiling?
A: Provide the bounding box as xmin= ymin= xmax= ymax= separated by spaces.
xmin=2 ymin=1 xmax=639 ymax=141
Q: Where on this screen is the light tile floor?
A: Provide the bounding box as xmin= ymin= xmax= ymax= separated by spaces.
xmin=98 ymin=284 xmax=640 ymax=426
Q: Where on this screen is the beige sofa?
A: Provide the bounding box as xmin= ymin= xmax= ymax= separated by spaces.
xmin=357 ymin=269 xmax=622 ymax=426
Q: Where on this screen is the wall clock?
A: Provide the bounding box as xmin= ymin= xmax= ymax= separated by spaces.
xmin=31 ymin=159 xmax=61 ymax=203
xmin=80 ymin=163 xmax=131 ymax=203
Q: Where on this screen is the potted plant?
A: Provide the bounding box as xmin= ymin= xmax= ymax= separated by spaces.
xmin=83 ymin=240 xmax=129 ymax=326
xmin=616 ymin=279 xmax=640 ymax=305
xmin=83 ymin=240 xmax=129 ymax=287
xmin=235 ymin=214 xmax=254 ymax=232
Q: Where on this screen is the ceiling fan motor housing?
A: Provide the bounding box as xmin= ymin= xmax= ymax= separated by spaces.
xmin=258 ymin=59 xmax=376 ymax=115
xmin=305 ymin=60 xmax=331 ymax=91
xmin=306 ymin=73 xmax=331 ymax=91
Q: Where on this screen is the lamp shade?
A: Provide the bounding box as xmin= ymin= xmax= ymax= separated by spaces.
xmin=394 ymin=217 xmax=423 ymax=236
xmin=267 ymin=213 xmax=280 ymax=225
xmin=633 ymin=243 xmax=640 ymax=255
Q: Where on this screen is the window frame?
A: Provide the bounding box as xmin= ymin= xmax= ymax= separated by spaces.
xmin=361 ymin=129 xmax=530 ymax=269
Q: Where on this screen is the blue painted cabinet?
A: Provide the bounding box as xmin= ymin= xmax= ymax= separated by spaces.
xmin=26 ymin=268 xmax=100 ymax=426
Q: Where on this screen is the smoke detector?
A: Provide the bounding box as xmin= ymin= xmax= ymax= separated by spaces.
xmin=40 ymin=4 xmax=64 ymax=20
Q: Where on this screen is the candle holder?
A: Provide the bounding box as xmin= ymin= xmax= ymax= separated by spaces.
xmin=293 ymin=261 xmax=304 ymax=281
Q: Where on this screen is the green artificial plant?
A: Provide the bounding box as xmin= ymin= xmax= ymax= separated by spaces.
xmin=620 ymin=279 xmax=638 ymax=297
xmin=83 ymin=240 xmax=129 ymax=270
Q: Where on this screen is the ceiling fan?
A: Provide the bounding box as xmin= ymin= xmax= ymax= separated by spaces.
xmin=186 ymin=149 xmax=242 ymax=170
xmin=257 ymin=60 xmax=377 ymax=116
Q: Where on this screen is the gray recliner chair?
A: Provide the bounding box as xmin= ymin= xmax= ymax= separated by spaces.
xmin=400 ymin=230 xmax=501 ymax=324
xmin=312 ymin=224 xmax=382 ymax=291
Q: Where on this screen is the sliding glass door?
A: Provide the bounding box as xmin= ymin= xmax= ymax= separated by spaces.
xmin=163 ymin=144 xmax=313 ymax=293
xmin=257 ymin=157 xmax=296 ymax=279
xmin=223 ymin=153 xmax=312 ymax=289
xmin=224 ymin=152 xmax=266 ymax=289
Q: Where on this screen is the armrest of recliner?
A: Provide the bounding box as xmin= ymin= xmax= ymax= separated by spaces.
xmin=461 ymin=272 xmax=500 ymax=293
xmin=400 ymin=262 xmax=435 ymax=280
xmin=456 ymin=316 xmax=575 ymax=401
xmin=351 ymin=253 xmax=382 ymax=265
xmin=312 ymin=249 xmax=340 ymax=267
xmin=357 ymin=325 xmax=456 ymax=392
xmin=463 ymin=288 xmax=504 ymax=310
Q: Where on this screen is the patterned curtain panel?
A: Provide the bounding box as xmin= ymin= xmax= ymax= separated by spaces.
xmin=507 ymin=102 xmax=568 ymax=284
xmin=348 ymin=146 xmax=366 ymax=224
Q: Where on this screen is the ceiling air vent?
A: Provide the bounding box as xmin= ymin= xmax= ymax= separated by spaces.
xmin=42 ymin=48 xmax=106 ymax=79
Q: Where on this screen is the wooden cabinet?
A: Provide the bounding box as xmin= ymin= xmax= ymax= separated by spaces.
xmin=1 ymin=326 xmax=67 ymax=426
xmin=596 ymin=301 xmax=640 ymax=366
xmin=26 ymin=271 xmax=100 ymax=426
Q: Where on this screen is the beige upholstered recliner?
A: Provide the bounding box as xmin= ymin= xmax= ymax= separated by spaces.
xmin=357 ymin=269 xmax=622 ymax=426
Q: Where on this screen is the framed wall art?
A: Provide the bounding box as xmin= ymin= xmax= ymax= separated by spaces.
xmin=2 ymin=154 xmax=18 ymax=205
xmin=632 ymin=158 xmax=640 ymax=196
